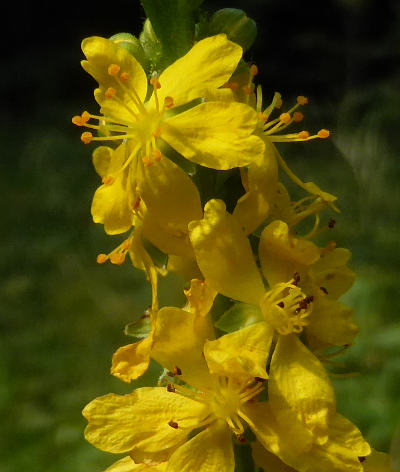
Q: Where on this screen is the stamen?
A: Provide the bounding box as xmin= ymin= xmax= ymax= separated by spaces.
xmin=102 ymin=175 xmax=115 ymax=185
xmin=318 ymin=129 xmax=330 ymax=138
xmin=164 ymin=96 xmax=174 ymax=109
xmin=119 ymin=72 xmax=130 ymax=82
xmin=142 ymin=156 xmax=153 ymax=167
xmin=242 ymin=85 xmax=252 ymax=96
xmin=279 ymin=113 xmax=291 ymax=124
xmin=298 ymin=131 xmax=310 ymax=139
xmin=168 ymin=421 xmax=179 ymax=429
xmin=152 ymin=149 xmax=162 ymax=162
xmin=167 ymin=383 xmax=176 ymax=393
xmin=250 ymin=64 xmax=258 ymax=76
xmin=153 ymin=127 xmax=162 ymax=138
xmin=297 ymin=95 xmax=309 ymax=105
xmin=81 ymin=132 xmax=93 ymax=144
xmin=226 ymin=82 xmax=239 ymax=92
xmin=150 ymin=76 xmax=161 ymax=89
xmin=110 ymin=252 xmax=126 ymax=265
xmin=173 ymin=366 xmax=182 ymax=376
xmin=293 ymin=111 xmax=304 ymax=122
xmin=105 ymin=87 xmax=117 ymax=99
xmin=96 ymin=254 xmax=108 ymax=264
xmin=108 ymin=64 xmax=120 ymax=76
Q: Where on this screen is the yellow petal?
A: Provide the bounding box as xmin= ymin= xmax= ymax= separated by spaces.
xmin=240 ymin=402 xmax=313 ymax=458
xmin=157 ymin=34 xmax=242 ymax=108
xmin=166 ymin=254 xmax=202 ymax=281
xmin=82 ymin=36 xmax=147 ymax=118
xmin=251 ymin=441 xmax=296 ymax=472
xmin=83 ymin=387 xmax=207 ymax=454
xmin=138 ymin=155 xmax=202 ymax=229
xmin=162 ymin=102 xmax=264 ymax=170
xmin=269 ymin=335 xmax=336 ymax=445
xmin=233 ymin=141 xmax=278 ymax=234
xmin=204 ymin=322 xmax=272 ymax=379
xmin=306 ymin=297 xmax=359 ymax=346
xmin=92 ymin=146 xmax=113 ymax=177
xmin=363 ymin=450 xmax=395 ymax=472
xmin=185 ymin=279 xmax=217 ymax=317
xmin=105 ymin=456 xmax=167 ymax=472
xmin=189 ymin=200 xmax=265 ymax=305
xmin=259 ymin=220 xmax=320 ymax=286
xmin=151 ymin=307 xmax=213 ymax=390
xmin=111 ymin=335 xmax=153 ymax=383
xmin=166 ymin=421 xmax=234 ymax=472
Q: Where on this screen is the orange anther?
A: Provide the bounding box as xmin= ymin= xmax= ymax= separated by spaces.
xmin=250 ymin=64 xmax=258 ymax=76
xmin=96 ymin=254 xmax=108 ymax=264
xmin=81 ymin=132 xmax=93 ymax=144
xmin=279 ymin=113 xmax=291 ymax=124
xmin=153 ymin=127 xmax=162 ymax=138
xmin=110 ymin=252 xmax=126 ymax=265
xmin=122 ymin=239 xmax=131 ymax=250
xmin=142 ymin=156 xmax=153 ymax=167
xmin=257 ymin=112 xmax=268 ymax=122
xmin=81 ymin=111 xmax=90 ymax=122
xmin=150 ymin=77 xmax=161 ymax=89
xmin=153 ymin=149 xmax=162 ymax=162
xmin=164 ymin=96 xmax=174 ymax=108
xmin=119 ymin=72 xmax=130 ymax=82
xmin=168 ymin=421 xmax=179 ymax=429
xmin=102 ymin=175 xmax=115 ymax=185
xmin=108 ymin=64 xmax=120 ymax=76
xmin=227 ymin=82 xmax=239 ymax=91
xmin=105 ymin=87 xmax=117 ymax=99
xmin=298 ymin=131 xmax=310 ymax=139
xmin=132 ymin=197 xmax=141 ymax=210
xmin=318 ymin=129 xmax=330 ymax=138
xmin=293 ymin=112 xmax=304 ymax=122
xmin=242 ymin=85 xmax=252 ymax=96
xmin=72 ymin=115 xmax=84 ymax=126
xmin=297 ymin=95 xmax=308 ymax=105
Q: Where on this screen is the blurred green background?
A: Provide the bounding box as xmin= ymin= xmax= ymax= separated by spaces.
xmin=2 ymin=0 xmax=399 ymax=470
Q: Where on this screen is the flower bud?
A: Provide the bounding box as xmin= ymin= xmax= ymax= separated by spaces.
xmin=109 ymin=33 xmax=149 ymax=71
xmin=139 ymin=19 xmax=162 ymax=68
xmin=209 ymin=8 xmax=257 ymax=52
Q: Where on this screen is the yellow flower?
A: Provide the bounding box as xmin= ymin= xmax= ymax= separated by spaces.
xmin=73 ymin=34 xmax=264 ymax=236
xmin=104 ymin=456 xmax=167 ymax=472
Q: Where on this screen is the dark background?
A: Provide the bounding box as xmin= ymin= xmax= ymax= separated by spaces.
xmin=2 ymin=1 xmax=400 ymax=471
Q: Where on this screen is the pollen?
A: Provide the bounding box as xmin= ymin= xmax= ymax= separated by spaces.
xmin=96 ymin=254 xmax=108 ymax=264
xmin=105 ymin=87 xmax=117 ymax=99
xmin=164 ymin=96 xmax=174 ymax=109
xmin=102 ymin=175 xmax=115 ymax=185
xmin=297 ymin=95 xmax=309 ymax=105
xmin=250 ymin=64 xmax=258 ymax=76
xmin=318 ymin=129 xmax=330 ymax=138
xmin=81 ymin=132 xmax=93 ymax=144
xmin=118 ymin=72 xmax=129 ymax=83
xmin=293 ymin=111 xmax=304 ymax=122
xmin=150 ymin=77 xmax=161 ymax=89
xmin=279 ymin=113 xmax=291 ymax=124
xmin=298 ymin=131 xmax=310 ymax=139
xmin=108 ymin=64 xmax=120 ymax=76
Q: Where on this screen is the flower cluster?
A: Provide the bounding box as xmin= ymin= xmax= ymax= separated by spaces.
xmin=73 ymin=17 xmax=393 ymax=472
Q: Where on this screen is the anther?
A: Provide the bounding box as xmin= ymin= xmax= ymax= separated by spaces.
xmin=167 ymin=383 xmax=176 ymax=393
xmin=258 ymin=112 xmax=268 ymax=122
xmin=108 ymin=64 xmax=120 ymax=76
xmin=105 ymin=87 xmax=117 ymax=99
xmin=153 ymin=149 xmax=162 ymax=162
xmin=279 ymin=113 xmax=291 ymax=124
xmin=81 ymin=132 xmax=93 ymax=144
xmin=275 ymin=97 xmax=283 ymax=109
xmin=132 ymin=197 xmax=141 ymax=210
xmin=328 ymin=219 xmax=336 ymax=228
xmin=317 ymin=129 xmax=330 ymax=138
xmin=173 ymin=366 xmax=182 ymax=376
xmin=142 ymin=156 xmax=153 ymax=167
xmin=227 ymin=82 xmax=239 ymax=91
xmin=250 ymin=64 xmax=258 ymax=76
xmin=293 ymin=112 xmax=304 ymax=122
xmin=358 ymin=457 xmax=366 ymax=463
xmin=236 ymin=434 xmax=246 ymax=443
xmin=122 ymin=240 xmax=131 ymax=250
xmin=277 ymin=301 xmax=285 ymax=308
xmin=102 ymin=175 xmax=115 ymax=185
xmin=164 ymin=96 xmax=174 ymax=108
xmin=96 ymin=254 xmax=108 ymax=264
xmin=242 ymin=85 xmax=252 ymax=96
xmin=298 ymin=131 xmax=310 ymax=139
xmin=254 ymin=377 xmax=266 ymax=383
xmin=168 ymin=421 xmax=178 ymax=429
xmin=320 ymin=286 xmax=328 ymax=295
xmin=293 ymin=272 xmax=301 ymax=285
xmin=150 ymin=77 xmax=161 ymax=89
xmin=153 ymin=127 xmax=162 ymax=138
xmin=119 ymin=72 xmax=130 ymax=82
xmin=297 ymin=96 xmax=309 ymax=105
xmin=110 ymin=253 xmax=126 ymax=265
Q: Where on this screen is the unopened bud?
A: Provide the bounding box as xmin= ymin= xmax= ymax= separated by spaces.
xmin=109 ymin=33 xmax=149 ymax=71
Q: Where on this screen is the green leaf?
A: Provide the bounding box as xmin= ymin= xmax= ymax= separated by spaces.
xmin=124 ymin=315 xmax=151 ymax=339
xmin=140 ymin=0 xmax=203 ymax=68
xmin=215 ymin=302 xmax=263 ymax=333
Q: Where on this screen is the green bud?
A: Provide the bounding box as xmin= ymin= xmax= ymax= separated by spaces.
xmin=109 ymin=33 xmax=150 ymax=71
xmin=139 ymin=19 xmax=162 ymax=70
xmin=209 ymin=8 xmax=257 ymax=52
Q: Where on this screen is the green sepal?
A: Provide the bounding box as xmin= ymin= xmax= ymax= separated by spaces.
xmin=139 ymin=19 xmax=162 ymax=73
xmin=109 ymin=33 xmax=150 ymax=71
xmin=209 ymin=8 xmax=257 ymax=52
xmin=124 ymin=315 xmax=151 ymax=339
xmin=140 ymin=0 xmax=204 ymax=69
xmin=233 ymin=440 xmax=256 ymax=472
xmin=215 ymin=302 xmax=263 ymax=333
